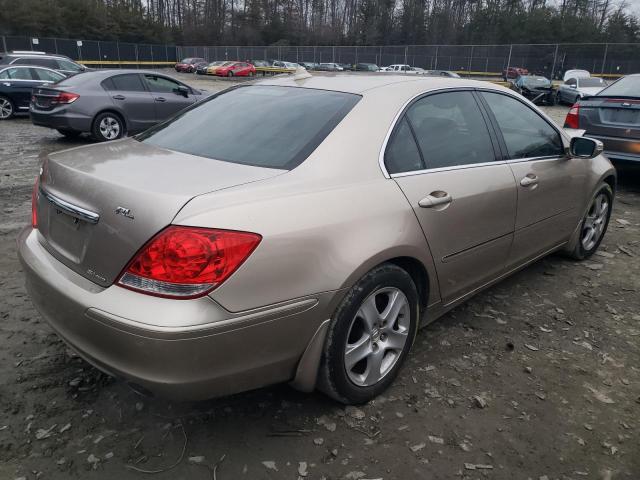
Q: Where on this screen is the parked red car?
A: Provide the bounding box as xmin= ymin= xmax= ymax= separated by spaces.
xmin=215 ymin=62 xmax=256 ymax=77
xmin=502 ymin=66 xmax=529 ymax=80
xmin=175 ymin=58 xmax=206 ymax=73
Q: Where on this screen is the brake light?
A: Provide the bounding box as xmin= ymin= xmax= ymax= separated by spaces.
xmin=31 ymin=176 xmax=39 ymax=228
xmin=117 ymin=226 xmax=262 ymax=299
xmin=564 ymin=103 xmax=580 ymax=129
xmin=51 ymin=92 xmax=79 ymax=105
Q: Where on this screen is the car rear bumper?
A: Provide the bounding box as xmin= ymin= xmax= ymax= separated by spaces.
xmin=30 ymin=108 xmax=93 ymax=133
xmin=586 ymin=134 xmax=640 ymax=162
xmin=17 ymin=227 xmax=332 ymax=400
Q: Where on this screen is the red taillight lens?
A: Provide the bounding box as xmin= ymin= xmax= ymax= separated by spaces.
xmin=117 ymin=226 xmax=261 ymax=299
xmin=51 ymin=92 xmax=80 ymax=105
xmin=31 ymin=176 xmax=39 ymax=228
xmin=564 ymin=104 xmax=580 ymax=129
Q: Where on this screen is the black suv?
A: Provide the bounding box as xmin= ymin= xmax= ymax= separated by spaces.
xmin=0 ymin=51 xmax=88 ymax=77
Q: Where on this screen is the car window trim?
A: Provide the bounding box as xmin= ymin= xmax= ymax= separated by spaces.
xmin=379 ymin=87 xmax=504 ymax=178
xmin=475 ymin=88 xmax=568 ymax=162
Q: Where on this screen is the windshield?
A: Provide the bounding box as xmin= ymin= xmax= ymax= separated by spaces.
xmin=597 ymin=76 xmax=640 ymax=97
xmin=138 ymin=86 xmax=360 ymax=170
xmin=522 ymin=76 xmax=550 ymax=87
xmin=180 ymin=58 xmax=194 ymax=63
xmin=579 ymin=78 xmax=605 ymax=87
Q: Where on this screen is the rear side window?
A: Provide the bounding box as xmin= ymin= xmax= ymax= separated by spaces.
xmin=144 ymin=74 xmax=182 ymax=93
xmin=32 ymin=68 xmax=64 ymax=82
xmin=385 ymin=117 xmax=424 ymax=174
xmin=138 ymin=85 xmax=360 ymax=170
xmin=480 ymin=92 xmax=563 ymax=159
xmin=2 ymin=67 xmax=35 ymax=80
xmin=105 ymin=74 xmax=146 ymax=92
xmin=406 ymin=91 xmax=496 ymax=169
xmin=56 ymin=59 xmax=83 ymax=72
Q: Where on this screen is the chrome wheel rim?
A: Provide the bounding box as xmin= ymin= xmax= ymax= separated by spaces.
xmin=99 ymin=116 xmax=120 ymax=140
xmin=344 ymin=287 xmax=410 ymax=387
xmin=0 ymin=98 xmax=12 ymax=119
xmin=581 ymin=192 xmax=609 ymax=251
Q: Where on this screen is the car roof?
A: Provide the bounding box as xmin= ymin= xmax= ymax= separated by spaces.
xmin=2 ymin=52 xmax=71 ymax=60
xmin=257 ymin=73 xmax=502 ymax=96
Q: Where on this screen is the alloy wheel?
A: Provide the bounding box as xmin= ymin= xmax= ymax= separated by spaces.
xmin=344 ymin=287 xmax=410 ymax=387
xmin=99 ymin=116 xmax=121 ymax=140
xmin=581 ymin=192 xmax=609 ymax=251
xmin=0 ymin=98 xmax=13 ymax=119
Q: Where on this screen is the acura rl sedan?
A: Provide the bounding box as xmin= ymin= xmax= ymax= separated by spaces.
xmin=19 ymin=75 xmax=616 ymax=404
xmin=30 ymin=70 xmax=204 ymax=141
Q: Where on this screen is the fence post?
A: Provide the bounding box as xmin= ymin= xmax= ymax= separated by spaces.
xmin=506 ymin=44 xmax=513 ymax=77
xmin=54 ymin=38 xmax=58 ymax=54
xmin=135 ymin=44 xmax=138 ymax=69
xmin=601 ymin=43 xmax=608 ymax=74
xmin=150 ymin=44 xmax=154 ymax=65
xmin=165 ymin=45 xmax=168 ymax=63
xmin=313 ymin=46 xmax=316 ymax=63
xmin=116 ymin=41 xmax=121 ymax=69
xmin=404 ymin=46 xmax=408 ymax=65
xmin=332 ymin=46 xmax=335 ymax=63
xmin=2 ymin=36 xmax=7 ymax=53
xmin=468 ymin=45 xmax=474 ymax=72
xmin=550 ymin=43 xmax=559 ymax=80
xmin=97 ymin=41 xmax=102 ymax=65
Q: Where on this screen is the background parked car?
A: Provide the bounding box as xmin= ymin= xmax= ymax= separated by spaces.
xmin=298 ymin=62 xmax=318 ymax=70
xmin=196 ymin=61 xmax=224 ymax=75
xmin=0 ymin=65 xmax=66 ymax=119
xmin=557 ymin=76 xmax=607 ymax=104
xmin=30 ymin=70 xmax=204 ymax=141
xmin=503 ymin=66 xmax=529 ymax=80
xmin=0 ymin=51 xmax=88 ymax=77
xmin=214 ymin=61 xmax=256 ymax=77
xmin=511 ymin=75 xmax=555 ymax=105
xmin=381 ymin=64 xmax=425 ymax=74
xmin=174 ymin=57 xmax=205 ymax=73
xmin=426 ymin=69 xmax=461 ymax=78
xmin=353 ymin=63 xmax=380 ymax=71
xmin=318 ymin=63 xmax=344 ymax=71
xmin=564 ymin=74 xmax=640 ymax=163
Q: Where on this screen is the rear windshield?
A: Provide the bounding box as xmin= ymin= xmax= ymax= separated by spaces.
xmin=597 ymin=76 xmax=640 ymax=97
xmin=579 ymin=77 xmax=605 ymax=87
xmin=138 ymin=85 xmax=360 ymax=170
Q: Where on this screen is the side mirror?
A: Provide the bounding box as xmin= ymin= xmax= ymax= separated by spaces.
xmin=175 ymin=85 xmax=190 ymax=97
xmin=570 ymin=137 xmax=603 ymax=159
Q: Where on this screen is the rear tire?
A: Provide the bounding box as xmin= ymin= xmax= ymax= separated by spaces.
xmin=318 ymin=263 xmax=419 ymax=404
xmin=57 ymin=129 xmax=81 ymax=138
xmin=0 ymin=96 xmax=15 ymax=120
xmin=91 ymin=112 xmax=125 ymax=142
xmin=567 ymin=183 xmax=613 ymax=260
xmin=227 ymin=71 xmax=234 ymax=77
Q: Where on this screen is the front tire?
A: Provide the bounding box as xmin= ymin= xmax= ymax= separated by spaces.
xmin=92 ymin=112 xmax=125 ymax=142
xmin=0 ymin=96 xmax=15 ymax=120
xmin=568 ymin=184 xmax=613 ymax=260
xmin=318 ymin=263 xmax=419 ymax=404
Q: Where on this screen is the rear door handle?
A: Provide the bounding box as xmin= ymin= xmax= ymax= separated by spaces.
xmin=520 ymin=174 xmax=539 ymax=187
xmin=418 ymin=191 xmax=453 ymax=208
xmin=112 ymin=94 xmax=126 ymax=100
xmin=155 ymin=97 xmax=167 ymax=102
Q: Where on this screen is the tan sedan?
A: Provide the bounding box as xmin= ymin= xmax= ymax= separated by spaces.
xmin=18 ymin=75 xmax=615 ymax=404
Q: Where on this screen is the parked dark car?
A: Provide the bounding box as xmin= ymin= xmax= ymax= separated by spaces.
xmin=0 ymin=65 xmax=66 ymax=119
xmin=339 ymin=63 xmax=354 ymax=71
xmin=0 ymin=51 xmax=88 ymax=77
xmin=197 ymin=61 xmax=224 ymax=75
xmin=564 ymin=74 xmax=640 ymax=163
xmin=30 ymin=70 xmax=204 ymax=141
xmin=353 ymin=63 xmax=380 ymax=71
xmin=298 ymin=62 xmax=318 ymax=70
xmin=503 ymin=66 xmax=529 ymax=80
xmin=511 ymin=75 xmax=555 ymax=105
xmin=174 ymin=57 xmax=206 ymax=73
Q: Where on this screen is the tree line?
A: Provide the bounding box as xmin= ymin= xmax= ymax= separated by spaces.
xmin=1 ymin=0 xmax=638 ymax=46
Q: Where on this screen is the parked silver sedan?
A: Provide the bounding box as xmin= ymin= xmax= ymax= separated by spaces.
xmin=557 ymin=76 xmax=607 ymax=104
xmin=30 ymin=69 xmax=204 ymax=141
xmin=19 ymin=75 xmax=616 ymax=404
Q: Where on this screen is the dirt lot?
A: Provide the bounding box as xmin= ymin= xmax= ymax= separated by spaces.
xmin=1 ymin=75 xmax=639 ymax=480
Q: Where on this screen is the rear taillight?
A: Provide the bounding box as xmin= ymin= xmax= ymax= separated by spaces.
xmin=51 ymin=92 xmax=80 ymax=105
xmin=564 ymin=103 xmax=580 ymax=129
xmin=117 ymin=226 xmax=261 ymax=299
xmin=31 ymin=176 xmax=39 ymax=228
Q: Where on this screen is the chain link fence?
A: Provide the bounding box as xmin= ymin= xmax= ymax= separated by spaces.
xmin=3 ymin=35 xmax=640 ymax=77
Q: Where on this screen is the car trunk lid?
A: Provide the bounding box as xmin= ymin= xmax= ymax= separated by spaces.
xmin=35 ymin=138 xmax=284 ymax=287
xmin=580 ymin=96 xmax=640 ymax=139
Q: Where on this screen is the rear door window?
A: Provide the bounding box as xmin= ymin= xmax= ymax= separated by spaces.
xmin=32 ymin=68 xmax=64 ymax=82
xmin=138 ymin=85 xmax=360 ymax=170
xmin=106 ymin=74 xmax=146 ymax=92
xmin=480 ymin=92 xmax=564 ymax=159
xmin=4 ymin=67 xmax=35 ymax=80
xmin=405 ymin=91 xmax=497 ymax=169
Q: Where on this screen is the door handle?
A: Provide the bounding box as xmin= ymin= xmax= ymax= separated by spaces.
xmin=419 ymin=191 xmax=453 ymax=208
xmin=155 ymin=97 xmax=167 ymax=102
xmin=112 ymin=95 xmax=126 ymax=100
xmin=2 ymin=82 xmax=10 ymax=87
xmin=520 ymin=174 xmax=539 ymax=187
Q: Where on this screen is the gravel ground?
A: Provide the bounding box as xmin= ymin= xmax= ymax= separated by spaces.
xmin=1 ymin=74 xmax=639 ymax=480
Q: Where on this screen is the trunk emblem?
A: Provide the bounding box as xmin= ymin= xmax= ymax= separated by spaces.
xmin=115 ymin=207 xmax=134 ymax=220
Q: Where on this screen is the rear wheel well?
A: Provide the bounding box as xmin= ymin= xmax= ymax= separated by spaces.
xmin=386 ymin=257 xmax=430 ymax=309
